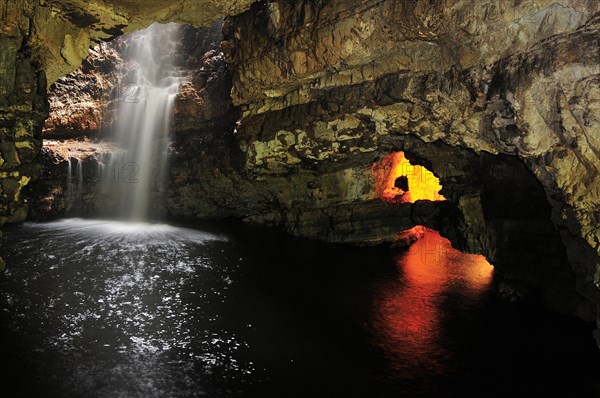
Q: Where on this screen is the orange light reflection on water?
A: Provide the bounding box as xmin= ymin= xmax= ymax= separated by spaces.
xmin=372 ymin=228 xmax=493 ymax=375
xmin=372 ymin=152 xmax=446 ymax=203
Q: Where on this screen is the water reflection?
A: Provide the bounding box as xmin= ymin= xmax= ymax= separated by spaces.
xmin=1 ymin=221 xmax=598 ymax=396
xmin=372 ymin=228 xmax=493 ymax=376
xmin=0 ymin=219 xmax=249 ymax=397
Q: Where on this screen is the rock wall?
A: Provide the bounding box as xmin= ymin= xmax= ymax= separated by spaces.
xmin=0 ymin=0 xmax=48 ymax=246
xmin=25 ymin=0 xmax=256 ymax=86
xmin=44 ymin=21 xmax=229 ymax=137
xmin=220 ymin=1 xmax=600 ymax=334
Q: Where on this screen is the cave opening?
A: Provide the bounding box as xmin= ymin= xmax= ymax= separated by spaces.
xmin=372 ymin=151 xmax=446 ymax=204
xmin=371 ymin=150 xmax=453 ymax=249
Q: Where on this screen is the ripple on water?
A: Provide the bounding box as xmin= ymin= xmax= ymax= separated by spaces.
xmin=0 ymin=218 xmax=252 ymax=397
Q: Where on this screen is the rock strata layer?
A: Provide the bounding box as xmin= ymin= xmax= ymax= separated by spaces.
xmin=221 ymin=0 xmax=600 ymax=338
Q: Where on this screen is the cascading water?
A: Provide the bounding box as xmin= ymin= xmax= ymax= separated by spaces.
xmin=75 ymin=158 xmax=83 ymax=215
xmin=104 ymin=23 xmax=181 ymax=221
xmin=64 ymin=157 xmax=83 ymax=216
xmin=65 ymin=157 xmax=72 ymax=208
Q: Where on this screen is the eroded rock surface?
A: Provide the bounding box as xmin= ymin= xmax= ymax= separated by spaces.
xmin=44 ymin=21 xmax=229 ymax=137
xmin=221 ymin=1 xmax=600 ymax=338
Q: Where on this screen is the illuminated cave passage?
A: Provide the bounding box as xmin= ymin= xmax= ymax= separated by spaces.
xmin=1 ymin=0 xmax=600 ymax=397
xmin=373 ymin=151 xmax=446 ymax=204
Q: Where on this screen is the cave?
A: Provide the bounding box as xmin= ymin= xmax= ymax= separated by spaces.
xmin=1 ymin=1 xmax=600 ymax=396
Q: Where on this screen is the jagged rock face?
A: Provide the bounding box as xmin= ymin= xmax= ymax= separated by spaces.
xmin=224 ymin=0 xmax=599 ymax=111
xmin=27 ymin=0 xmax=256 ymax=85
xmin=0 ymin=1 xmax=48 ymax=228
xmin=43 ymin=43 xmax=120 ymax=136
xmin=220 ymin=1 xmax=600 ymax=335
xmin=44 ymin=22 xmax=230 ymax=137
xmin=173 ymin=23 xmax=235 ymax=133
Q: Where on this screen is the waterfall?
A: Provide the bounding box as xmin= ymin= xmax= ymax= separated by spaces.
xmin=106 ymin=23 xmax=181 ymax=222
xmin=66 ymin=157 xmax=72 ymax=210
xmin=75 ymin=158 xmax=83 ymax=215
xmin=65 ymin=157 xmax=83 ymax=216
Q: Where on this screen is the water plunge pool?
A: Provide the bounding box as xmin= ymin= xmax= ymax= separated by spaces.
xmin=0 ymin=219 xmax=599 ymax=397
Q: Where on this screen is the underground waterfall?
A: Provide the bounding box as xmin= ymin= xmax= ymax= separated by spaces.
xmin=1 ymin=2 xmax=600 ymax=396
xmin=55 ymin=24 xmax=181 ymax=222
xmin=108 ymin=23 xmax=180 ymax=222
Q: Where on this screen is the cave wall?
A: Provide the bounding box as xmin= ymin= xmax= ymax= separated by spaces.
xmin=0 ymin=1 xmax=48 ymax=274
xmin=479 ymin=153 xmax=578 ymax=313
xmin=219 ymin=0 xmax=600 ymax=333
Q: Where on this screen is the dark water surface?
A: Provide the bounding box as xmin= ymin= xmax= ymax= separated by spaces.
xmin=0 ymin=219 xmax=599 ymax=397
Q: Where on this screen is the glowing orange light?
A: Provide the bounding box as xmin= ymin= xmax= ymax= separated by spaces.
xmin=401 ymin=229 xmax=493 ymax=288
xmin=372 ymin=228 xmax=493 ymax=375
xmin=372 ymin=151 xmax=446 ymax=203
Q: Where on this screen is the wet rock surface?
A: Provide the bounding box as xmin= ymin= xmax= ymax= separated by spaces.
xmin=219 ymin=0 xmax=600 ymax=339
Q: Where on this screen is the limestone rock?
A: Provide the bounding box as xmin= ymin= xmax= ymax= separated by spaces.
xmin=33 ymin=0 xmax=255 ymax=85
xmin=222 ymin=0 xmax=600 ymax=341
xmin=44 ymin=22 xmax=230 ymax=137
